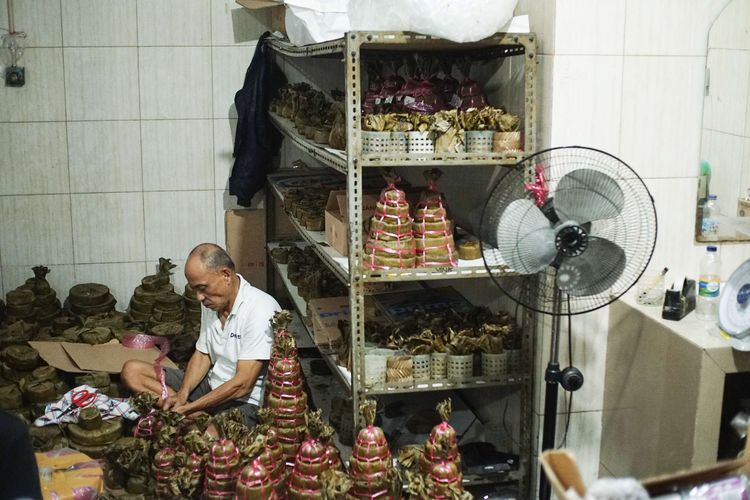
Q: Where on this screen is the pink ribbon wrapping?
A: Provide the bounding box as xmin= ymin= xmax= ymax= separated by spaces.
xmin=122 ymin=333 xmax=171 ymax=401
xmin=524 ymin=164 xmax=550 ymax=207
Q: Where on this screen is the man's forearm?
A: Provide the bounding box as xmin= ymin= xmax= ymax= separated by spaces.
xmin=183 ymin=361 xmax=263 ymax=414
xmin=178 ymin=350 xmax=211 ymax=396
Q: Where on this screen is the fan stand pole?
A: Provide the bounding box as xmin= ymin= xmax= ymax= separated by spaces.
xmin=539 ymin=291 xmax=564 ymax=500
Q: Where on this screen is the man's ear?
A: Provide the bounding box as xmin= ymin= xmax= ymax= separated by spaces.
xmin=221 ymin=267 xmax=232 ymax=281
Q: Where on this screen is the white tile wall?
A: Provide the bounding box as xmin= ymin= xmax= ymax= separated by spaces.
xmin=701 ymin=130 xmax=745 ymax=217
xmin=212 ymin=46 xmax=256 ymax=119
xmin=213 ymin=118 xmax=238 ymax=190
xmin=210 ymin=0 xmax=272 ymax=46
xmin=0 ymin=194 xmax=73 ymax=265
xmin=74 ymin=262 xmax=147 ymax=306
xmin=64 ymin=48 xmax=140 ymax=121
xmin=643 ymin=177 xmax=705 ymax=301
xmin=67 ymin=121 xmax=143 ymax=193
xmin=0 ymin=1 xmax=274 ymax=314
xmin=623 ymin=0 xmax=725 ymax=56
xmin=61 ymin=0 xmax=137 ymax=47
xmin=548 ymin=55 xmax=623 ymax=154
xmin=703 ymin=49 xmax=750 ymax=136
xmin=620 ymin=56 xmax=705 ymax=179
xmin=536 ymin=0 xmax=749 ymax=487
xmin=552 ymin=309 xmax=610 ymax=413
xmin=143 ymin=190 xmax=216 ymax=261
xmin=0 ymin=122 xmax=69 ymax=195
xmin=0 ymin=48 xmax=66 ymax=122
xmin=0 ymin=0 xmax=63 ymax=47
xmin=710 ymin=0 xmax=750 ymax=50
xmin=537 ymin=55 xmax=554 ymax=149
xmin=1 ymin=264 xmax=76 ymax=303
xmin=554 ymin=0 xmax=626 ymax=55
xmin=137 ymin=0 xmax=210 ymax=46
xmin=141 ymin=120 xmax=214 ymax=191
xmin=138 ymin=47 xmax=212 ymax=119
xmin=514 ymin=0 xmax=555 ymax=55
xmin=71 ymin=193 xmax=146 ymax=263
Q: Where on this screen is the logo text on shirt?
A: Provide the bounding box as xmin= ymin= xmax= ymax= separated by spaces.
xmin=229 ymin=332 xmax=241 ymax=339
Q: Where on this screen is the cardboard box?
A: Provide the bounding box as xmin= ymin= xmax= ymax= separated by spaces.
xmin=541 ymin=435 xmax=750 ymax=499
xmin=372 ymin=286 xmax=474 ymax=323
xmin=307 ymin=296 xmax=384 ymax=350
xmin=324 ymin=190 xmax=378 ymax=256
xmin=235 ymin=0 xmax=286 ymax=34
xmin=225 ymin=209 xmax=267 ymax=291
xmin=29 ymin=340 xmax=177 ymax=374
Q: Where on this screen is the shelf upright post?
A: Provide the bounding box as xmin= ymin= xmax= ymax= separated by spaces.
xmin=345 ymin=32 xmax=366 ymax=431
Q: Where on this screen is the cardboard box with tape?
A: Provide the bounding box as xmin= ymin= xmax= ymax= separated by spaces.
xmin=541 ymin=434 xmax=750 ymax=499
xmin=225 ymin=209 xmax=267 ymax=291
xmin=307 ymin=296 xmax=385 ymax=350
xmin=324 ymin=190 xmax=378 ymax=256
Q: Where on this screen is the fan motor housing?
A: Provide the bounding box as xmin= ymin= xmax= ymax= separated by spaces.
xmin=555 ymin=224 xmax=588 ymax=257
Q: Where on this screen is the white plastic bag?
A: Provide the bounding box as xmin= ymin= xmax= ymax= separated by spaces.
xmin=348 ymin=0 xmax=518 ymax=43
xmin=284 ymin=0 xmax=351 ymax=46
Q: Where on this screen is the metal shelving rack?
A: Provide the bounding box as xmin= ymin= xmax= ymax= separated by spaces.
xmin=264 ymin=30 xmax=537 ymax=496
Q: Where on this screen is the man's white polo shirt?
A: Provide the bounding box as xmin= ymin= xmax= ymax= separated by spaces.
xmin=195 ymin=274 xmax=281 ymax=406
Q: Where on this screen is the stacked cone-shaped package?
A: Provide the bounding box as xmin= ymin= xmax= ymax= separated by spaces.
xmin=236 ymin=458 xmax=279 ymax=500
xmin=254 ymin=408 xmax=289 ymax=499
xmin=365 ymin=183 xmax=416 ymax=270
xmin=266 ymin=334 xmax=308 ymax=463
xmin=420 ymin=399 xmax=467 ymax=499
xmin=288 ymin=410 xmax=342 ymax=499
xmin=413 ymin=169 xmax=457 ymax=268
xmin=204 ymin=439 xmax=241 ymax=499
xmin=349 ymin=399 xmax=401 ymax=499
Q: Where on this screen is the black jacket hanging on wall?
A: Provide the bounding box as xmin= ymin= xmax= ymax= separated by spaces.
xmin=229 ymin=32 xmax=286 ymax=206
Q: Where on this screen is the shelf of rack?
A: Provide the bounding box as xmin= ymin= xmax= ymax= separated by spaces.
xmin=266 ymin=34 xmax=346 ymax=58
xmin=269 ymin=114 xmax=348 ymax=174
xmin=284 ymin=285 xmax=314 ymax=350
xmin=266 ymin=31 xmax=536 ymax=494
xmin=266 ymin=32 xmax=533 ymax=57
xmin=270 ymin=112 xmax=526 ymax=170
xmin=365 ymin=374 xmax=528 ymax=396
xmin=267 ymin=176 xmax=516 ymax=284
xmin=268 ymin=242 xmax=353 ymax=392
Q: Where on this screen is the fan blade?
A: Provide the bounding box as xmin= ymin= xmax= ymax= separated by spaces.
xmin=556 ymin=237 xmax=626 ymax=296
xmin=554 ymin=169 xmax=625 ymax=223
xmin=496 ymin=199 xmax=557 ymax=274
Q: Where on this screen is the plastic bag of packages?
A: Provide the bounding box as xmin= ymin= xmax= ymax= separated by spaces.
xmin=348 ymin=0 xmax=518 ymax=43
xmin=284 ymin=0 xmax=517 ymax=46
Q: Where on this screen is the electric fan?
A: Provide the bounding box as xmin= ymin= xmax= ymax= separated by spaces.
xmin=479 ymin=146 xmax=657 ymax=500
xmin=718 ymin=258 xmax=750 ymax=351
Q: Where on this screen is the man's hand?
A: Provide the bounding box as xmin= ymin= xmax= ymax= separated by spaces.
xmin=161 ymin=391 xmax=188 ymax=411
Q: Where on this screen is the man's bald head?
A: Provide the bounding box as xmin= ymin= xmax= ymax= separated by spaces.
xmin=187 ymin=243 xmax=235 ymax=272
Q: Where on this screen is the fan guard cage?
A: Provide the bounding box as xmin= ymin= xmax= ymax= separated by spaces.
xmin=481 ymin=146 xmax=657 ymax=316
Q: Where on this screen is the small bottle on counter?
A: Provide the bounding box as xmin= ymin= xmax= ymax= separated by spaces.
xmin=701 ymin=194 xmax=720 ymax=238
xmin=696 ymin=245 xmax=721 ymax=321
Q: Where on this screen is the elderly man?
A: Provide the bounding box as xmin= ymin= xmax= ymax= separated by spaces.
xmin=121 ymin=243 xmax=280 ymax=427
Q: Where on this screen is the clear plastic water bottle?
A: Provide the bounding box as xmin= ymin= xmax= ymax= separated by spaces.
xmin=701 ymin=194 xmax=719 ymax=238
xmin=696 ymin=245 xmax=721 ymax=321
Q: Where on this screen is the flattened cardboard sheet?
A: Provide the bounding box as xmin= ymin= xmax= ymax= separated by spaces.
xmin=28 ymin=341 xmax=84 ymax=373
xmin=29 ymin=340 xmax=177 ymax=374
